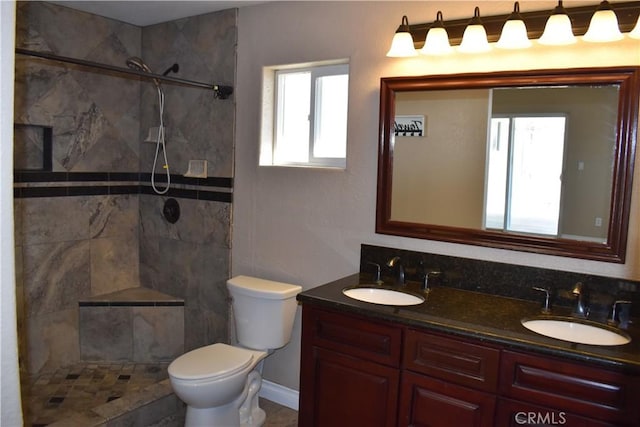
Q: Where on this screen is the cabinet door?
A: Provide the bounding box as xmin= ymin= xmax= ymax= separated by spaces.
xmin=300 ymin=346 xmax=399 ymax=427
xmin=399 ymin=371 xmax=496 ymax=427
xmin=496 ymin=398 xmax=617 ymax=427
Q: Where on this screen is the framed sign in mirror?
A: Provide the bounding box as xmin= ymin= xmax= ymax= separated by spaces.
xmin=376 ymin=67 xmax=640 ymax=262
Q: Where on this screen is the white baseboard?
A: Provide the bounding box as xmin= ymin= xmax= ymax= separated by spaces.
xmin=259 ymin=379 xmax=299 ymax=411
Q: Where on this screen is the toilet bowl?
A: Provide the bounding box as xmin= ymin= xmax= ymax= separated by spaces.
xmin=169 ymin=343 xmax=268 ymax=426
xmin=168 ymin=276 xmax=302 ymax=427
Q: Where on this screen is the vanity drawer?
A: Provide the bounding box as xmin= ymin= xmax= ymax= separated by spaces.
xmin=303 ymin=306 xmax=402 ymax=367
xmin=500 ymin=350 xmax=640 ymax=425
xmin=403 ymin=328 xmax=500 ymax=393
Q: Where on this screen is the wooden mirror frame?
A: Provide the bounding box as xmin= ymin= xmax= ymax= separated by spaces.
xmin=376 ymin=67 xmax=640 ymax=262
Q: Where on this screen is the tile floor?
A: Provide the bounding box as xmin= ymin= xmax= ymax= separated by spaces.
xmin=23 ymin=362 xmax=298 ymax=426
xmin=24 ymin=362 xmax=170 ymax=426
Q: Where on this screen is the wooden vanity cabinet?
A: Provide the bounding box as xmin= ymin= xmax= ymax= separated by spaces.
xmin=298 ymin=306 xmax=402 ymax=427
xmin=299 ymin=305 xmax=640 ymax=427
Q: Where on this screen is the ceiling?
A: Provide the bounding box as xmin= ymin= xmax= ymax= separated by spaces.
xmin=49 ymin=1 xmax=269 ymax=26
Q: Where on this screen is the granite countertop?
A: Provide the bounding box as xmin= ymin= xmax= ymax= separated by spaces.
xmin=297 ymin=273 xmax=640 ymax=372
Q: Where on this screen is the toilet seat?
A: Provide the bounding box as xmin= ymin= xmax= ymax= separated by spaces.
xmin=168 ymin=343 xmax=254 ymax=381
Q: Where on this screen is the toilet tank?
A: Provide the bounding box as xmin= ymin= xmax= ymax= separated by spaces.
xmin=227 ymin=275 xmax=302 ymax=350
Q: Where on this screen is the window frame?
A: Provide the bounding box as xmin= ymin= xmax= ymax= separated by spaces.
xmin=261 ymin=60 xmax=349 ymax=169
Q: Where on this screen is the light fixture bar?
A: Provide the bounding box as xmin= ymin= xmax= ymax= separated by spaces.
xmin=405 ymin=1 xmax=640 ymax=48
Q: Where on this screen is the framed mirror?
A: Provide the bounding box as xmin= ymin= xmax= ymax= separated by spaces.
xmin=376 ymin=67 xmax=640 ymax=262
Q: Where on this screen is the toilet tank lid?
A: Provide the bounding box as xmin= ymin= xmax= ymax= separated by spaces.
xmin=227 ymin=275 xmax=302 ymax=300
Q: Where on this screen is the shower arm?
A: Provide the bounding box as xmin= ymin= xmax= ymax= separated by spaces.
xmin=15 ymin=48 xmax=234 ymax=99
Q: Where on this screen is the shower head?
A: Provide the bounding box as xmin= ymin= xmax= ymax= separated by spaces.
xmin=126 ymin=56 xmax=160 ymax=88
xmin=126 ymin=56 xmax=151 ymax=73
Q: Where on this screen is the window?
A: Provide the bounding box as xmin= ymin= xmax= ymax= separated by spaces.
xmin=261 ymin=61 xmax=349 ymax=168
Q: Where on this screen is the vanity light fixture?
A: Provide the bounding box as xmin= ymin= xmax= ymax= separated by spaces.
xmin=497 ymin=2 xmax=532 ymax=49
xmin=584 ymin=0 xmax=624 ymax=41
xmin=539 ymin=1 xmax=577 ymax=45
xmin=420 ymin=11 xmax=453 ymax=55
xmin=386 ymin=1 xmax=640 ymax=58
xmin=386 ymin=15 xmax=418 ymax=57
xmin=459 ymin=7 xmax=491 ymax=53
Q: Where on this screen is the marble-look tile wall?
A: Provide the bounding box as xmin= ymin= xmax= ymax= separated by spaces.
xmin=14 ymin=194 xmax=140 ymax=374
xmin=139 ymin=194 xmax=232 ymax=351
xmin=14 ymin=1 xmax=142 ymax=374
xmin=14 ymin=2 xmax=236 ymax=374
xmin=79 ymin=305 xmax=184 ymax=362
xmin=138 ymin=10 xmax=236 ymax=351
xmin=14 ymin=2 xmax=141 ymax=172
xmin=139 ymin=10 xmax=236 ymax=178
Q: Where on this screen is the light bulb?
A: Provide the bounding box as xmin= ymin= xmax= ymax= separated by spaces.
xmin=497 ymin=2 xmax=532 ymax=49
xmin=420 ymin=11 xmax=452 ymax=55
xmin=539 ymin=1 xmax=576 ymax=46
xmin=584 ymin=1 xmax=623 ymax=42
xmin=459 ymin=7 xmax=491 ymax=53
xmin=386 ymin=16 xmax=418 ymax=57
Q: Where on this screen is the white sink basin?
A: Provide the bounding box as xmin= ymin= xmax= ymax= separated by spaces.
xmin=521 ymin=317 xmax=631 ymax=346
xmin=343 ymin=287 xmax=424 ymax=306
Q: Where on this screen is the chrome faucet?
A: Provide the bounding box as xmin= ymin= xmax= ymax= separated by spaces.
xmin=386 ymin=256 xmax=405 ymax=286
xmin=571 ymin=282 xmax=589 ymax=318
xmin=532 ymin=287 xmax=552 ymax=314
xmin=608 ymin=300 xmax=632 ymax=328
xmin=367 ymin=262 xmax=383 ymax=284
xmin=421 ymin=268 xmax=442 ymax=291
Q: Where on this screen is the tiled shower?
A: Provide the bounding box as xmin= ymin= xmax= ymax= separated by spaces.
xmin=13 ymin=0 xmax=236 ymax=411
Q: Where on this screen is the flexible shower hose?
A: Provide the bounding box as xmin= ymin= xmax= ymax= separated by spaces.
xmin=151 ymin=86 xmax=170 ymax=194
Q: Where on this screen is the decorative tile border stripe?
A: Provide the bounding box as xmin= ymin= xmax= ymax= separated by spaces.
xmin=13 ymin=171 xmax=233 ymax=202
xmin=139 ymin=173 xmax=232 ymax=188
xmin=78 ymin=301 xmax=184 ymax=307
xmin=15 ymin=171 xmax=138 ymax=183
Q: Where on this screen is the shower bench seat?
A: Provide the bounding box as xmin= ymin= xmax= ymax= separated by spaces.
xmin=78 ymin=287 xmax=184 ymax=363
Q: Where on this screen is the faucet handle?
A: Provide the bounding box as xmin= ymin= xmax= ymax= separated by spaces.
xmin=608 ymin=300 xmax=632 ymax=328
xmin=366 ymin=262 xmax=383 ymax=284
xmin=532 ymin=287 xmax=552 ymax=314
xmin=421 ymin=268 xmax=442 ymax=291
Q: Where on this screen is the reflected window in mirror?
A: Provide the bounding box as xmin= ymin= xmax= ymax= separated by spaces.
xmin=485 ymin=115 xmax=567 ymax=237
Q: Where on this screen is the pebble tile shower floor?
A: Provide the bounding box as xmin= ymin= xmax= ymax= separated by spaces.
xmin=24 ymin=362 xmax=169 ymax=426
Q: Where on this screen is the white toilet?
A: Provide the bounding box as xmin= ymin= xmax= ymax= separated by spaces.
xmin=168 ymin=275 xmax=302 ymax=427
